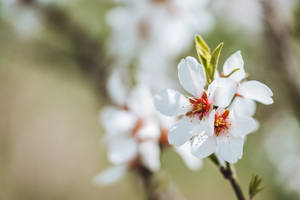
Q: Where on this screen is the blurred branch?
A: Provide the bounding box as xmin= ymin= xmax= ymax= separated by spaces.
xmin=135 ymin=166 xmax=185 ymax=200
xmin=209 ymin=155 xmax=245 ymax=200
xmin=20 ymin=0 xmax=109 ymax=102
xmin=261 ymin=0 xmax=300 ymax=115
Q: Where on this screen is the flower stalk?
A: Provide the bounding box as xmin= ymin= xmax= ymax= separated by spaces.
xmin=209 ymin=155 xmax=245 ymax=200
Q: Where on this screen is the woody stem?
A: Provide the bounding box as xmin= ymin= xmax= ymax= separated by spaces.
xmin=209 ymin=155 xmax=246 ymax=200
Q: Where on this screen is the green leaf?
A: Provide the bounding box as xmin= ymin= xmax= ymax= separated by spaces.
xmin=249 ymin=175 xmax=264 ymax=199
xmin=210 ymin=42 xmax=223 ymax=71
xmin=195 ymin=34 xmax=210 ymax=56
xmin=198 ymin=53 xmax=212 ymax=84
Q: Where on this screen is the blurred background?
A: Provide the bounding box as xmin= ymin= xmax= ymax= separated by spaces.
xmin=1 ymin=0 xmax=300 ymax=199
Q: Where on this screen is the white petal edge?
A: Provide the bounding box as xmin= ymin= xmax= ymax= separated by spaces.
xmin=107 ymin=137 xmax=138 ymax=165
xmin=230 ymin=97 xmax=256 ymax=116
xmin=154 ymin=89 xmax=191 ymax=117
xmin=139 ymin=141 xmax=161 ymax=171
xmin=136 ymin=119 xmax=161 ymax=140
xmin=222 ymin=51 xmax=246 ymax=82
xmin=191 ymin=132 xmax=217 ymax=159
xmin=168 ymin=117 xmax=199 ymax=146
xmin=208 ymin=78 xmax=238 ymax=108
xmin=238 ymin=80 xmax=273 ymax=105
xmin=100 ymin=106 xmax=137 ymax=135
xmin=107 ymin=68 xmax=129 ymax=106
xmin=216 ymin=136 xmax=244 ymax=164
xmin=229 ymin=111 xmax=259 ymax=137
xmin=93 ymin=165 xmax=127 ymax=186
xmin=175 ymin=141 xmax=203 ymax=171
xmin=178 ymin=56 xmax=206 ymax=97
xmin=127 ymin=84 xmax=155 ymax=118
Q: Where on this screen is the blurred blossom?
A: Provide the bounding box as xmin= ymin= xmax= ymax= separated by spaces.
xmin=106 ymin=0 xmax=214 ymax=90
xmin=265 ymin=113 xmax=300 ymax=196
xmin=94 ymin=68 xmax=201 ymax=186
xmin=1 ymin=0 xmax=41 ymax=38
xmin=213 ymin=0 xmax=296 ymax=32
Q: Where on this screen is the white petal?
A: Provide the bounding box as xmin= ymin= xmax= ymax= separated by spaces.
xmin=216 ymin=136 xmax=244 ymax=163
xmin=128 ymin=85 xmax=155 ymax=117
xmin=238 ymin=81 xmax=273 ymax=105
xmin=223 ymin=51 xmax=246 ymax=82
xmin=175 ymin=142 xmax=203 ymax=170
xmin=136 ymin=120 xmax=161 ymax=140
xmin=93 ymin=165 xmax=127 ymax=186
xmin=230 ymin=97 xmax=256 ymax=116
xmin=168 ymin=117 xmax=199 ymax=146
xmin=154 ymin=89 xmax=191 ymax=117
xmin=229 ymin=111 xmax=259 ymax=137
xmin=208 ymin=78 xmax=237 ymax=108
xmin=191 ymin=132 xmax=217 ymax=159
xmin=107 ymin=68 xmax=129 ymax=106
xmin=178 ymin=56 xmax=206 ymax=97
xmin=107 ymin=137 xmax=138 ymax=165
xmin=139 ymin=141 xmax=161 ymax=171
xmin=100 ymin=106 xmax=137 ymax=135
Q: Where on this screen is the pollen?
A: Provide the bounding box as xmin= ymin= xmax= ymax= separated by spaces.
xmin=185 ymin=91 xmax=211 ymax=120
xmin=214 ymin=110 xmax=231 ymax=136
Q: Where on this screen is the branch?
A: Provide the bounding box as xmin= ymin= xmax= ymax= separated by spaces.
xmin=135 ymin=166 xmax=186 ymax=200
xmin=18 ymin=0 xmax=109 ymax=102
xmin=209 ymin=155 xmax=245 ymax=200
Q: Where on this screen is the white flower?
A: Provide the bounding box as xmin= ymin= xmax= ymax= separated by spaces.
xmin=154 ymin=56 xmax=237 ymax=146
xmin=175 ymin=141 xmax=202 ymax=170
xmin=219 ymin=51 xmax=273 ymax=116
xmin=106 ymin=0 xmax=214 ymax=70
xmin=1 ymin=0 xmax=41 ymax=38
xmin=95 ymin=70 xmax=168 ymax=185
xmin=191 ymin=108 xmax=258 ymax=163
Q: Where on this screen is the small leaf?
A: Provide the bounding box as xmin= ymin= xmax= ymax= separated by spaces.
xmin=195 ymin=34 xmax=210 ymax=56
xmin=249 ymin=175 xmax=264 ymax=199
xmin=210 ymin=42 xmax=223 ymax=69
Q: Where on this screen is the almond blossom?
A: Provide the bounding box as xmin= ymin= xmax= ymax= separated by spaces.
xmin=218 ymin=51 xmax=273 ymax=116
xmin=94 ymin=68 xmax=201 ymax=185
xmin=154 ymin=50 xmax=267 ymax=163
xmin=154 ymin=56 xmax=237 ymax=146
xmin=106 ymin=0 xmax=214 ymax=91
xmin=191 ymin=108 xmax=258 ymax=163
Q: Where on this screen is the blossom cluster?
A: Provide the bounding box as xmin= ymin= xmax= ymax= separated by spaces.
xmin=106 ymin=0 xmax=214 ymax=91
xmin=94 ymin=68 xmax=201 ymax=185
xmin=154 ymin=36 xmax=273 ymax=163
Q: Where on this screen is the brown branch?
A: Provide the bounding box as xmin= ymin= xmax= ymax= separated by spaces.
xmin=134 ymin=166 xmax=186 ymax=200
xmin=209 ymin=155 xmax=245 ymax=200
xmin=261 ymin=0 xmax=300 ymax=115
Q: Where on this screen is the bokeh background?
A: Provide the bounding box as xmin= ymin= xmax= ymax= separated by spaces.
xmin=0 ymin=0 xmax=300 ymax=199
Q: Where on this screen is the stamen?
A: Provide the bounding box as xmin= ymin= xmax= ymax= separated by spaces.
xmin=214 ymin=110 xmax=231 ymax=136
xmin=186 ymin=91 xmax=211 ymax=120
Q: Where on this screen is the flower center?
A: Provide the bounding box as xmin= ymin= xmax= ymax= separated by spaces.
xmin=214 ymin=110 xmax=231 ymax=136
xmin=186 ymin=92 xmax=211 ymax=120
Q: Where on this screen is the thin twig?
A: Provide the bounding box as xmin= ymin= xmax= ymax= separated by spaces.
xmin=209 ymin=155 xmax=246 ymax=200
